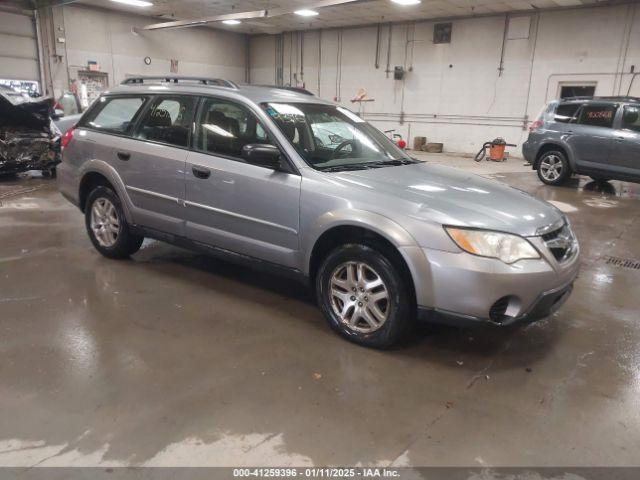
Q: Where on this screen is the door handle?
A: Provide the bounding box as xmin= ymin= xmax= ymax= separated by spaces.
xmin=192 ymin=165 xmax=211 ymax=179
xmin=116 ymin=151 xmax=131 ymax=161
xmin=616 ymin=136 xmax=625 ymax=142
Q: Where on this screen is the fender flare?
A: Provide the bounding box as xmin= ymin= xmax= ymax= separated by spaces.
xmin=302 ymin=209 xmax=435 ymax=307
xmin=78 ymin=160 xmax=135 ymax=224
xmin=534 ymin=141 xmax=577 ymax=170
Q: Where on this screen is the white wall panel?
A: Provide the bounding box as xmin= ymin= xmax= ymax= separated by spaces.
xmin=249 ymin=4 xmax=640 ymax=155
xmin=0 ymin=11 xmax=39 ymax=81
xmin=49 ymin=5 xmax=246 ymax=97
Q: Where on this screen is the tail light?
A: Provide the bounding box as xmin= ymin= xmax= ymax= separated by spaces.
xmin=60 ymin=127 xmax=75 ymax=151
xmin=529 ymin=119 xmax=544 ymax=132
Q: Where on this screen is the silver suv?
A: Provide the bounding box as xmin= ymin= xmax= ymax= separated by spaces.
xmin=58 ymin=76 xmax=580 ymax=348
xmin=524 ymin=96 xmax=640 ymax=185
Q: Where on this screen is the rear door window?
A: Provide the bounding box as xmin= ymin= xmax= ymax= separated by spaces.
xmin=82 ymin=96 xmax=148 ymax=134
xmin=577 ymin=104 xmax=617 ymax=128
xmin=134 ymin=95 xmax=198 ymax=148
xmin=621 ymin=105 xmax=640 ymax=133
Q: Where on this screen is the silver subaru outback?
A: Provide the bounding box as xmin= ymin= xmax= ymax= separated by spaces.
xmin=57 ymin=76 xmax=579 ymax=348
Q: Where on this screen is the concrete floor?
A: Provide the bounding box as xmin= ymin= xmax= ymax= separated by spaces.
xmin=1 ymin=156 xmax=639 ymax=467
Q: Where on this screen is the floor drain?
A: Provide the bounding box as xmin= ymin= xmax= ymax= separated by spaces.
xmin=605 ymin=256 xmax=640 ymax=270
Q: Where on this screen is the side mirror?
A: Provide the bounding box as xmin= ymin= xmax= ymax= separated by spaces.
xmin=241 ymin=143 xmax=284 ymax=170
xmin=52 ymin=108 xmax=65 ymax=120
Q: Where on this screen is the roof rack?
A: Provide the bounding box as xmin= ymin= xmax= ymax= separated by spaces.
xmin=562 ymin=95 xmax=640 ymax=103
xmin=121 ymin=76 xmax=238 ymax=89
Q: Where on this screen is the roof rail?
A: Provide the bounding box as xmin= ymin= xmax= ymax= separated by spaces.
xmin=278 ymin=86 xmax=315 ymax=96
xmin=562 ymin=95 xmax=640 ymax=103
xmin=259 ymin=85 xmax=315 ymax=96
xmin=121 ymin=76 xmax=238 ymax=89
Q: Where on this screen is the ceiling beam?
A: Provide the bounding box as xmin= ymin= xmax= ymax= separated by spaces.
xmin=35 ymin=0 xmax=81 ymax=7
xmin=142 ymin=9 xmax=268 ymax=31
xmin=141 ymin=0 xmax=362 ymax=31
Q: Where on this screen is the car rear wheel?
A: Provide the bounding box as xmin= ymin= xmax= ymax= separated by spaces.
xmin=537 ymin=151 xmax=571 ymax=186
xmin=41 ymin=167 xmax=56 ymax=178
xmin=315 ymin=243 xmax=413 ymax=349
xmin=85 ymin=186 xmax=143 ymax=259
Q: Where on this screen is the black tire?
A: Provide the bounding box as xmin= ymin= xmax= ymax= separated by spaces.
xmin=315 ymin=243 xmax=414 ymax=349
xmin=85 ymin=186 xmax=143 ymax=259
xmin=41 ymin=167 xmax=56 ymax=178
xmin=537 ymin=150 xmax=571 ymax=186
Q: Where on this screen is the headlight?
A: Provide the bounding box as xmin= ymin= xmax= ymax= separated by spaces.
xmin=445 ymin=227 xmax=540 ymax=264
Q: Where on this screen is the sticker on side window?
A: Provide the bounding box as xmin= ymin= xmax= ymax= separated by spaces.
xmin=586 ymin=109 xmax=613 ymax=120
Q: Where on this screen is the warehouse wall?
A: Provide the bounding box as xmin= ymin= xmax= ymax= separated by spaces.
xmin=249 ymin=3 xmax=640 ymax=155
xmin=0 ymin=9 xmax=39 ymax=82
xmin=41 ymin=4 xmax=247 ymax=99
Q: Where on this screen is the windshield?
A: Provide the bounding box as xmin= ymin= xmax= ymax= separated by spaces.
xmin=262 ymin=102 xmax=417 ymax=171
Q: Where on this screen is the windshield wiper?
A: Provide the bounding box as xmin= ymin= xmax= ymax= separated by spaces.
xmin=318 ymin=158 xmax=421 ymax=172
xmin=318 ymin=164 xmax=375 ymax=172
xmin=375 ymin=158 xmax=421 ymax=166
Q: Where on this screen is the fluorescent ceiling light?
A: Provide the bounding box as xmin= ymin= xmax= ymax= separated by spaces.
xmin=391 ymin=0 xmax=421 ymax=5
xmin=222 ymin=19 xmax=241 ymax=25
xmin=294 ymin=9 xmax=319 ymax=16
xmin=110 ymin=0 xmax=153 ymax=7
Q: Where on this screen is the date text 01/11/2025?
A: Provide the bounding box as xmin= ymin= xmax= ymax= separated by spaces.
xmin=232 ymin=468 xmax=400 ymax=478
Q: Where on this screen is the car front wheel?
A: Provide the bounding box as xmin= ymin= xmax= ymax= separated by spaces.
xmin=85 ymin=186 xmax=143 ymax=259
xmin=315 ymin=244 xmax=413 ymax=349
xmin=537 ymin=150 xmax=571 ymax=185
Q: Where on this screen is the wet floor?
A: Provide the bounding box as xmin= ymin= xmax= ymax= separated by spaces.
xmin=0 ymin=170 xmax=639 ymax=467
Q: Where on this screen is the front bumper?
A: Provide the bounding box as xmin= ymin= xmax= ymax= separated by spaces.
xmin=418 ymin=280 xmax=574 ymax=327
xmin=410 ymin=242 xmax=580 ymax=327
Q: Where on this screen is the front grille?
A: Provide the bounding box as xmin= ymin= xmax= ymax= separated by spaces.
xmin=541 ymin=223 xmax=576 ymax=262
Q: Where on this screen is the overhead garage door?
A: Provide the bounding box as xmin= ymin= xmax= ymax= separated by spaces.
xmin=0 ymin=10 xmax=39 ymax=82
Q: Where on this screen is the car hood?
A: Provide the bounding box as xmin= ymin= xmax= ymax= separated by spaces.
xmin=335 ymin=162 xmax=563 ymax=237
xmin=0 ymin=93 xmax=55 ymax=131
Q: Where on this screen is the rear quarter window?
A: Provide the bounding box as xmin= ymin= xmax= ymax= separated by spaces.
xmin=554 ymin=104 xmax=580 ymax=123
xmin=81 ymin=96 xmax=148 ymax=135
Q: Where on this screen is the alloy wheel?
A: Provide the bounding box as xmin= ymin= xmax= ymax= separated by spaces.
xmin=540 ymin=154 xmax=563 ymax=181
xmin=329 ymin=261 xmax=390 ymax=333
xmin=90 ymin=198 xmax=120 ymax=247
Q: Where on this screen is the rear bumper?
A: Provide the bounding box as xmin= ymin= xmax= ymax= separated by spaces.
xmin=56 ymin=161 xmax=80 ymax=209
xmin=522 ymin=140 xmax=536 ymax=165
